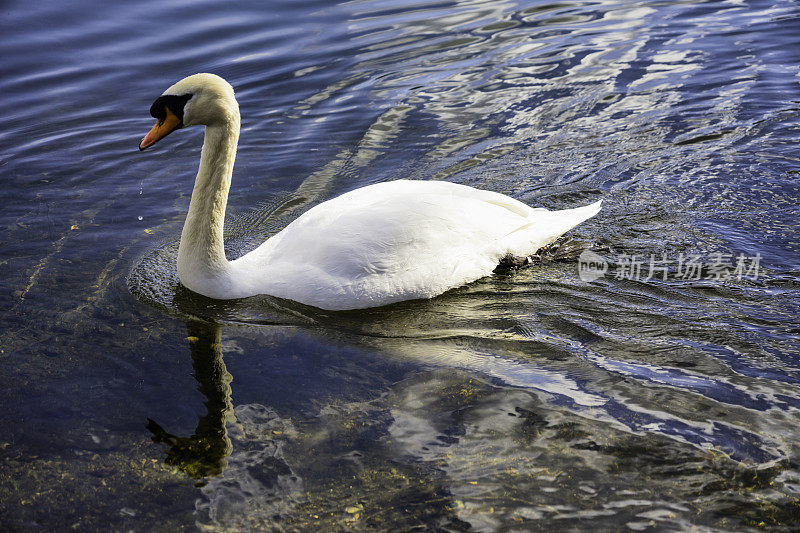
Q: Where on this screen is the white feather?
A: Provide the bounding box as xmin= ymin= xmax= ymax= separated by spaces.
xmin=144 ymin=74 xmax=602 ymax=310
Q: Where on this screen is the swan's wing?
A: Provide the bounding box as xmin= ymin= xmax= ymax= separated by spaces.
xmin=240 ymin=181 xmax=526 ymax=277
xmin=234 ymin=180 xmax=600 ymax=309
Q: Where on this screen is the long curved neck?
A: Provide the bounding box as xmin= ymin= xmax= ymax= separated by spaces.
xmin=177 ymin=112 xmax=240 ymax=296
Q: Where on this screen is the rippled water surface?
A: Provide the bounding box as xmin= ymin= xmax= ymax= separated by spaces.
xmin=2 ymin=0 xmax=800 ymax=530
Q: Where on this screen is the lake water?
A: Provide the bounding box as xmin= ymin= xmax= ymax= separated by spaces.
xmin=2 ymin=0 xmax=800 ymax=530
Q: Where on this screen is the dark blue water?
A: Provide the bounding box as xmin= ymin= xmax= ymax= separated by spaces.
xmin=2 ymin=0 xmax=800 ymax=530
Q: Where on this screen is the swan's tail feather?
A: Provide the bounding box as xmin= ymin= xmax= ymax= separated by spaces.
xmin=549 ymin=199 xmax=603 ymax=232
xmin=500 ymin=199 xmax=602 ymax=256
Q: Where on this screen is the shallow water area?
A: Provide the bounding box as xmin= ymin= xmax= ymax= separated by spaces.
xmin=2 ymin=0 xmax=800 ymax=530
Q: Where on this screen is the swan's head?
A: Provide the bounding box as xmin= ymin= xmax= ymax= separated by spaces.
xmin=139 ymin=73 xmax=238 ymax=151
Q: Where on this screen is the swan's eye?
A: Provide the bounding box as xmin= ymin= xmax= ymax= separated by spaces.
xmin=150 ymin=94 xmax=193 ymax=126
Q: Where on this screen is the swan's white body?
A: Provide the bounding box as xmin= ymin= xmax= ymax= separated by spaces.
xmin=142 ymin=74 xmax=602 ymax=311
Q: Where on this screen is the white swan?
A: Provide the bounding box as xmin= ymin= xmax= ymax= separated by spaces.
xmin=139 ymin=73 xmax=601 ymax=311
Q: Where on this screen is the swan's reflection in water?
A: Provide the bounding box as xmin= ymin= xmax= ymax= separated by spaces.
xmin=137 ymin=248 xmax=799 ymax=529
xmin=146 ymin=319 xmax=303 ymax=525
xmin=146 ymin=321 xmax=234 ymax=480
xmin=142 ymin=304 xmax=800 ymax=530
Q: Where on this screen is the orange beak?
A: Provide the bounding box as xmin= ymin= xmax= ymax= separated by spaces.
xmin=139 ymin=107 xmax=181 ymax=151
